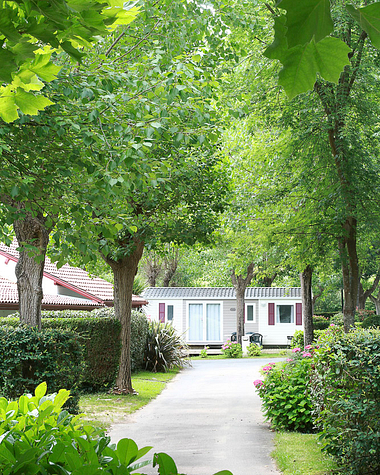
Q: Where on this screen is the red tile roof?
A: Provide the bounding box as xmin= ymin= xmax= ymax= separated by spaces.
xmin=0 ymin=241 xmax=148 ymax=308
xmin=0 ymin=277 xmax=100 ymax=307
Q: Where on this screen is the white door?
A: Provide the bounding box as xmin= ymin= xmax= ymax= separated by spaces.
xmin=188 ymin=303 xmax=221 ymax=341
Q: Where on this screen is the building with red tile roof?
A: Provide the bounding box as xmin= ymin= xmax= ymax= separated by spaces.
xmin=0 ymin=241 xmax=147 ymax=315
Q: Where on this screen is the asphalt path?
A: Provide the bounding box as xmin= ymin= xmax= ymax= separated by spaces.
xmin=109 ymin=358 xmax=282 ymax=475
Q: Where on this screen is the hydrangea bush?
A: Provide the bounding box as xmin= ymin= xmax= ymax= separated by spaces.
xmin=254 ymin=350 xmax=315 ymax=433
xmin=221 ymin=340 xmax=243 ymax=358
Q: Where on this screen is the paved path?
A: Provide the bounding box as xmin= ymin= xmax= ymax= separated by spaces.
xmin=109 ymin=359 xmax=281 ymax=475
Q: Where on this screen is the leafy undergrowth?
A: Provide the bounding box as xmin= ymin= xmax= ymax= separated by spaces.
xmin=79 ymin=369 xmax=180 ymax=429
xmin=272 ymin=432 xmax=338 ymax=475
xmin=191 ymin=353 xmax=287 ymax=360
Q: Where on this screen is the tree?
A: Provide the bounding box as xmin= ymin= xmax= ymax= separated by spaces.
xmin=0 ymin=0 xmax=139 ymax=121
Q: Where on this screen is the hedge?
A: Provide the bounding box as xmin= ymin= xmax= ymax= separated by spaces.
xmin=1 ymin=308 xmax=149 ymax=391
xmin=312 ymin=328 xmax=380 ymax=475
xmin=0 ymin=326 xmax=82 ymax=412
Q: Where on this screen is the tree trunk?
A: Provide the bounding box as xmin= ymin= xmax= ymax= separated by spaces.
xmin=369 ymin=293 xmax=380 ymax=315
xmin=259 ymin=273 xmax=277 ymax=287
xmin=301 ymin=265 xmax=314 ymax=346
xmin=13 ymin=212 xmax=51 ymax=330
xmin=103 ymin=237 xmax=144 ymax=393
xmin=339 ymin=217 xmax=359 ymax=332
xmin=144 ymin=252 xmax=162 ymax=287
xmin=358 ymin=272 xmax=380 ymax=310
xmin=162 ymin=248 xmax=180 ymax=287
xmin=231 ymin=263 xmax=255 ymax=345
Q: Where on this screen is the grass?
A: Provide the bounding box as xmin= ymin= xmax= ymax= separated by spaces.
xmin=272 ymin=432 xmax=338 ymax=475
xmin=191 ymin=352 xmax=288 ymax=360
xmin=79 ymin=369 xmax=180 ymax=430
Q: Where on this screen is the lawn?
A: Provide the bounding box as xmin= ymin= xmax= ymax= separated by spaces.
xmin=79 ymin=369 xmax=180 ymax=430
xmin=191 ymin=352 xmax=289 ymax=360
xmin=272 ymin=432 xmax=338 ymax=475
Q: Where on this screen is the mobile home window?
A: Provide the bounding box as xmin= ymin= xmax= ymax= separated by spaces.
xmin=246 ymin=304 xmax=254 ymax=322
xmin=276 ymin=305 xmax=294 ymax=323
xmin=167 ymin=305 xmax=174 ymax=321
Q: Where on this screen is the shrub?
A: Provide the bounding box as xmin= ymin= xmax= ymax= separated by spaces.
xmin=0 ymin=382 xmax=231 ymax=475
xmin=312 ymin=315 xmax=330 ymax=330
xmin=291 ymin=329 xmax=325 ymax=351
xmin=200 ymin=346 xmax=209 ymax=358
xmin=221 ymin=340 xmax=243 ymax=358
xmin=355 ymin=308 xmax=375 ymax=322
xmin=254 ymin=352 xmax=315 ymax=433
xmin=0 ymin=326 xmax=83 ymax=412
xmin=330 ymin=312 xmax=344 ymax=326
xmin=1 ymin=309 xmax=149 ymax=389
xmin=144 ymin=321 xmax=190 ymax=372
xmin=311 ymin=328 xmax=380 ymax=475
xmin=247 ymin=343 xmax=262 ymax=357
xmin=362 ymin=314 xmax=380 ymax=329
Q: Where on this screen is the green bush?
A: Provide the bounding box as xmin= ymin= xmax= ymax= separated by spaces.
xmin=254 ymin=352 xmax=315 ymax=433
xmin=330 ymin=312 xmax=344 ymax=326
xmin=291 ymin=329 xmax=325 ymax=351
xmin=221 ymin=340 xmax=243 ymax=358
xmin=144 ymin=321 xmax=190 ymax=372
xmin=0 ymin=382 xmax=231 ymax=475
xmin=312 ymin=315 xmax=330 ymax=330
xmin=247 ymin=343 xmax=262 ymax=357
xmin=1 ymin=309 xmax=149 ymax=390
xmin=355 ymin=308 xmax=375 ymax=322
xmin=311 ymin=328 xmax=380 ymax=475
xmin=362 ymin=314 xmax=380 ymax=329
xmin=0 ymin=326 xmax=83 ymax=412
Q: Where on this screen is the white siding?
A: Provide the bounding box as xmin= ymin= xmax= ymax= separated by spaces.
xmin=258 ymin=299 xmax=303 ymax=345
xmin=144 ymin=299 xmax=183 ymax=332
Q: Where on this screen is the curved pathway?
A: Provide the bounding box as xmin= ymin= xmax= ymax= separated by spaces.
xmin=109 ymin=359 xmax=281 ymax=475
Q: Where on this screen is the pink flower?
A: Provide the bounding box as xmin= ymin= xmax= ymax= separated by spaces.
xmin=253 ymin=379 xmax=263 ymax=387
xmin=304 ymin=345 xmax=313 ymax=350
xmin=262 ymin=365 xmax=273 ymax=372
xmin=330 ymin=323 xmax=335 ymax=327
xmin=302 ymin=352 xmax=312 ymax=358
xmin=292 ymin=347 xmax=301 ymax=352
xmin=286 ymin=358 xmax=293 ymax=362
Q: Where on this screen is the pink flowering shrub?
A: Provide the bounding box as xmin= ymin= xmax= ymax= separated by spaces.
xmin=254 ymin=357 xmax=314 ymax=432
xmin=221 ymin=340 xmax=243 ymax=358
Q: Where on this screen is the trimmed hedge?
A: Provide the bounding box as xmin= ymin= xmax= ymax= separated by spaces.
xmin=362 ymin=314 xmax=380 ymax=329
xmin=1 ymin=308 xmax=149 ymax=391
xmin=312 ymin=328 xmax=380 ymax=475
xmin=0 ymin=326 xmax=82 ymax=412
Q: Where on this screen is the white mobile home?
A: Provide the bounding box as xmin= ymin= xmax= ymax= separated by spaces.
xmin=143 ymin=287 xmax=303 ymax=347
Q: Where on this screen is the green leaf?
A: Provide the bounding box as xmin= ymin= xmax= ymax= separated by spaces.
xmin=116 ymin=438 xmax=138 ymax=465
xmin=279 ymin=0 xmax=334 ymax=48
xmin=29 ymin=53 xmax=62 ymax=81
xmin=35 ymin=382 xmax=47 ymax=399
xmin=153 ymin=452 xmax=178 ymax=474
xmin=346 ymin=3 xmax=380 ymax=49
xmin=278 ymin=37 xmax=351 ymax=99
xmin=0 ymin=87 xmax=19 ymax=122
xmin=14 ymin=88 xmax=54 ymax=115
xmin=213 ymin=472 xmax=234 ymax=475
xmin=0 ymin=49 xmax=17 ymax=83
xmin=264 ymin=15 xmax=288 ymax=60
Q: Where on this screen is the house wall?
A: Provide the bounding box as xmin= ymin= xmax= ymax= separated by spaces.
xmin=144 ymin=295 xmax=303 ymax=347
xmin=258 ymin=298 xmax=303 ymax=346
xmin=0 ymin=257 xmax=17 ymax=282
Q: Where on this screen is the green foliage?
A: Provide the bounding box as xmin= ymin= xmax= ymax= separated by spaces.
xmin=291 ymin=329 xmax=325 ymax=351
xmin=356 ymin=308 xmax=375 ymax=322
xmin=247 ymin=343 xmax=262 ymax=357
xmin=255 ymin=355 xmax=314 ymax=433
xmin=265 ymin=0 xmax=380 ymax=98
xmin=330 ymin=312 xmax=344 ymax=326
xmin=312 ymin=315 xmax=330 ymax=330
xmin=200 ymin=346 xmax=209 ymax=358
xmin=362 ymin=314 xmax=380 ymax=329
xmin=0 ymin=0 xmax=139 ymax=121
xmin=311 ymin=328 xmax=380 ymax=475
xmin=144 ymin=321 xmax=190 ymax=373
xmin=0 ymin=326 xmax=83 ymax=412
xmin=221 ymin=340 xmax=243 ymax=358
xmin=0 ymin=382 xmax=233 ymax=475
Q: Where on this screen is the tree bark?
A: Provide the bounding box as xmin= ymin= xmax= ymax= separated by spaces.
xmin=231 ymin=263 xmax=255 ymax=345
xmin=339 ymin=217 xmax=359 ymax=332
xmin=369 ymin=293 xmax=380 ymax=315
xmin=144 ymin=251 xmax=162 ymax=287
xmin=13 ymin=212 xmax=51 ymax=330
xmin=358 ymin=271 xmax=380 ymax=310
xmin=300 ymin=265 xmax=314 ymax=346
xmin=162 ymin=248 xmax=180 ymax=287
xmin=103 ymin=236 xmax=144 ymax=393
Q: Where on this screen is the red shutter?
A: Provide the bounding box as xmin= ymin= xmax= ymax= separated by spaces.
xmin=296 ymin=303 xmax=302 ymax=325
xmin=159 ymin=303 xmax=165 ymax=323
xmin=268 ymin=303 xmax=275 ymax=325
